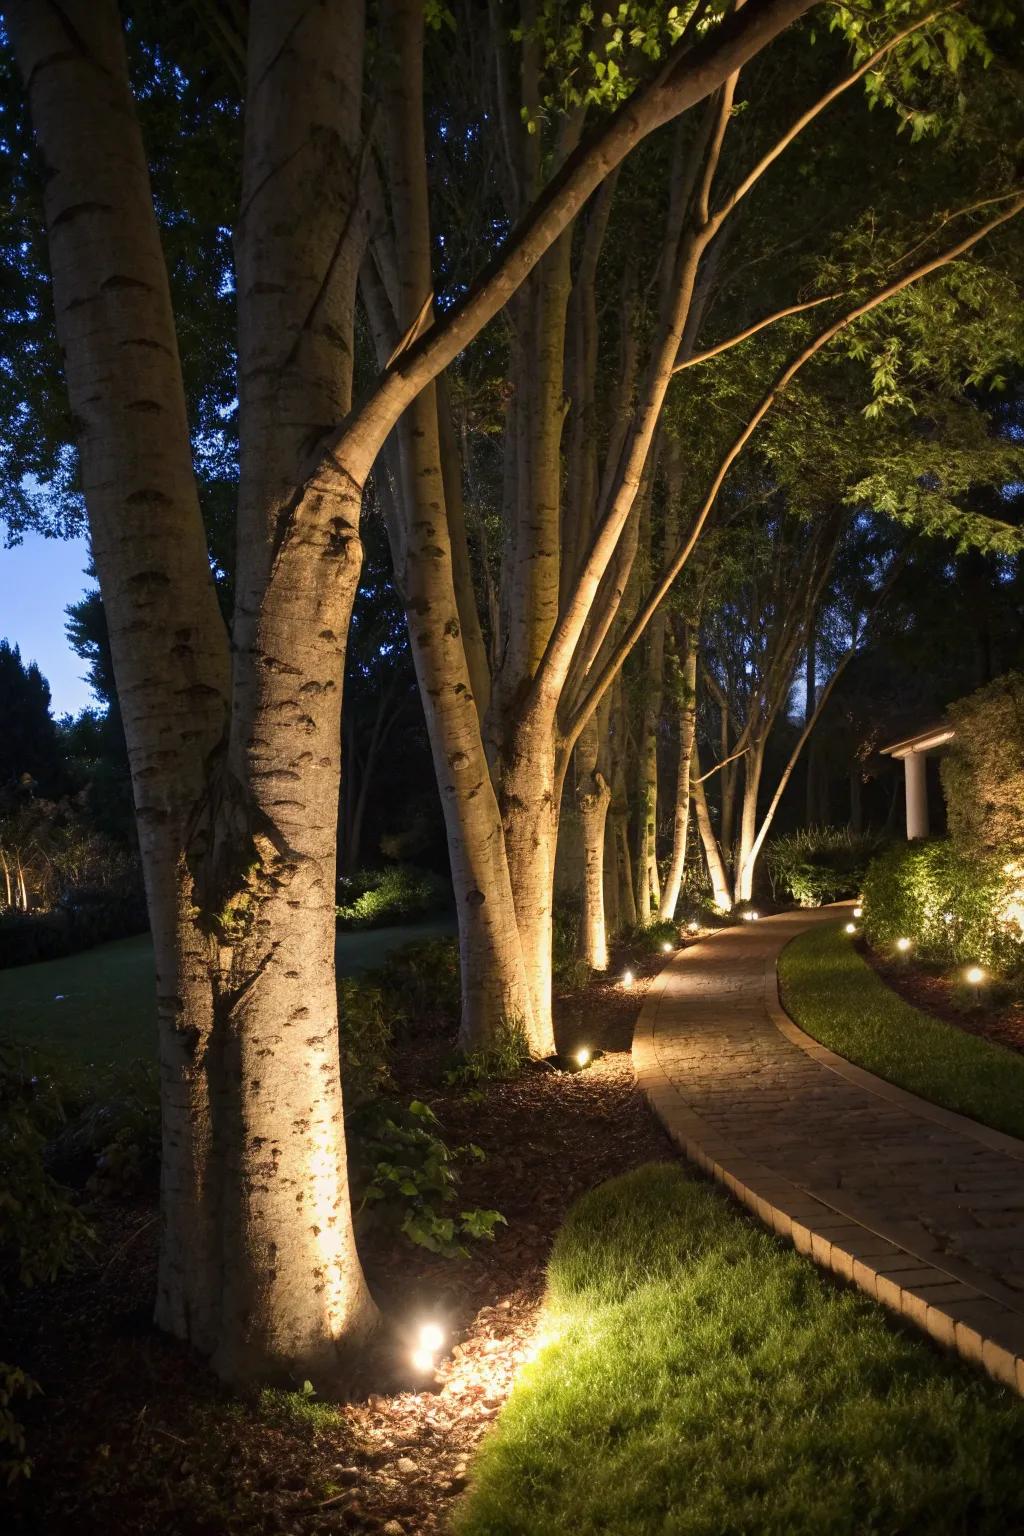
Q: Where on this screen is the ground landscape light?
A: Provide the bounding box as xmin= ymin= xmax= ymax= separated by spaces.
xmin=662 ymin=940 xmax=673 ymax=953
xmin=896 ymin=937 xmax=912 ymax=952
xmin=845 ymin=922 xmax=856 ymax=935
xmin=576 ymin=1047 xmax=591 ymax=1067
xmin=419 ymin=1322 xmax=444 ymax=1353
xmin=687 ymin=920 xmax=700 ymax=933
xmin=853 ymin=906 xmax=863 ymax=918
xmin=622 ymin=969 xmax=634 ymax=989
xmin=411 ymin=1347 xmax=435 ymax=1374
xmin=966 ymin=965 xmax=985 ymax=986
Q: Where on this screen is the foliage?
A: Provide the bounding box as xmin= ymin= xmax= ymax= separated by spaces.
xmin=0 ymin=1041 xmax=90 ymax=1481
xmin=443 ymin=1015 xmax=529 ymax=1086
xmin=551 ymin=902 xmax=590 ymax=989
xmin=780 ymin=921 xmax=1024 ymax=1140
xmin=765 ymin=825 xmax=889 ymax=907
xmin=337 ymin=976 xmax=394 ymax=1107
xmin=455 ymin=1162 xmax=1024 ymax=1535
xmin=366 ymin=936 xmax=462 ymax=1024
xmin=942 ymin=671 xmax=1024 ymax=860
xmin=347 ymin=1097 xmax=504 ymax=1258
xmin=335 ymin=864 xmax=449 ymax=930
xmin=861 ymin=837 xmax=1024 ymax=972
xmin=47 ymin=1058 xmax=161 ymax=1198
xmin=0 ymin=641 xmax=65 ymax=796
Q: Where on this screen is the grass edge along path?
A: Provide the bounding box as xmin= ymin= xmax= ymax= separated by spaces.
xmin=454 ymin=1164 xmax=1024 ymax=1536
xmin=778 ymin=920 xmax=1024 ymax=1142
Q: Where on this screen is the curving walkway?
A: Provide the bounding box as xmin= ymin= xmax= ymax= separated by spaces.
xmin=634 ymin=906 xmax=1024 ymax=1394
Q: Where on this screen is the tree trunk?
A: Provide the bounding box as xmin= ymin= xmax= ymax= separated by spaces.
xmin=692 ymin=744 xmax=732 ymax=911
xmin=734 ymin=737 xmax=766 ymax=903
xmin=659 ymin=627 xmax=697 ymax=920
xmin=574 ymin=712 xmax=611 ymax=970
xmin=12 ymin=0 xmax=382 ymax=1385
xmin=498 ymin=723 xmax=560 ymax=1056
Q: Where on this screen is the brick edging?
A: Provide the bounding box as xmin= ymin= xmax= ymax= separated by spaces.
xmin=633 ymin=922 xmax=1024 ymax=1396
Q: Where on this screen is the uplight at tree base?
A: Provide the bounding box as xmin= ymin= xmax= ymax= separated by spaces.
xmin=896 ymin=937 xmax=912 ymax=953
xmin=686 ymin=920 xmax=700 ymax=933
xmin=844 ymin=922 xmax=857 ymax=935
xmin=622 ymin=970 xmax=634 ymax=990
xmin=661 ymin=941 xmax=673 ymax=953
xmin=853 ymin=906 xmax=863 ymax=918
xmin=965 ymin=965 xmax=985 ymax=986
xmin=576 ymin=1047 xmax=591 ymax=1067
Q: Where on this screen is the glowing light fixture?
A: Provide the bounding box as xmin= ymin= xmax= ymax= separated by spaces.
xmin=965 ymin=965 xmax=985 ymax=986
xmin=662 ymin=940 xmax=673 ymax=953
xmin=686 ymin=920 xmax=700 ymax=933
xmin=853 ymin=906 xmax=863 ymax=919
xmin=844 ymin=922 xmax=856 ymax=935
xmin=622 ymin=969 xmax=634 ymax=989
xmin=896 ymin=937 xmax=911 ymax=953
xmin=576 ymin=1047 xmax=591 ymax=1067
xmin=411 ymin=1347 xmax=435 ymax=1374
xmin=419 ymin=1322 xmax=444 ymax=1353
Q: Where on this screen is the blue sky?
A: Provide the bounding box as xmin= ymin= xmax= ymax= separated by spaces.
xmin=0 ymin=530 xmax=94 ymax=716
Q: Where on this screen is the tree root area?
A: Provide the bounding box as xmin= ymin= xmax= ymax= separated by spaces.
xmin=863 ymin=943 xmax=1024 ymax=1058
xmin=6 ymin=951 xmax=673 ymax=1536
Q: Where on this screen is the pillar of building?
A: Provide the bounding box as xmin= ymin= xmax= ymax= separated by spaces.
xmin=904 ymin=750 xmax=928 ymax=839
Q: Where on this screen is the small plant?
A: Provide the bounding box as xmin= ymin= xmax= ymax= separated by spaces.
xmin=348 ymin=1097 xmax=505 ymax=1257
xmin=444 ymin=1015 xmax=528 ymax=1085
xmin=368 ymin=936 xmax=461 ymax=1023
xmin=335 ymin=864 xmax=449 ymax=929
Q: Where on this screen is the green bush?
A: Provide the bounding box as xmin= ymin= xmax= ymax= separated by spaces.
xmin=764 ymin=826 xmax=888 ymax=907
xmin=337 ymin=976 xmax=393 ymax=1106
xmin=942 ymin=672 xmax=1024 ymax=861
xmin=335 ymin=864 xmax=448 ymax=929
xmin=0 ymin=1042 xmax=91 ymax=1481
xmin=861 ymin=838 xmax=1023 ymax=971
xmin=367 ymin=935 xmax=461 ymax=1023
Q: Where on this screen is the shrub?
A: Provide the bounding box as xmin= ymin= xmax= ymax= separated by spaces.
xmin=368 ymin=936 xmax=461 ymax=1023
xmin=335 ymin=864 xmax=448 ymax=929
xmin=942 ymin=672 xmax=1024 ymax=861
xmin=0 ymin=1041 xmax=91 ymax=1481
xmin=337 ymin=976 xmax=393 ymax=1107
xmin=861 ymin=838 xmax=1023 ymax=972
xmin=764 ymin=826 xmax=888 ymax=907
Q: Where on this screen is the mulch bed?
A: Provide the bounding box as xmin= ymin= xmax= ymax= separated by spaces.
xmin=862 ymin=943 xmax=1024 ymax=1057
xmin=6 ymin=944 xmax=680 ymax=1536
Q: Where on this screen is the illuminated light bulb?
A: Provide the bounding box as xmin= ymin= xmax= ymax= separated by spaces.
xmin=845 ymin=922 xmax=856 ymax=935
xmin=576 ymin=1047 xmax=591 ymax=1067
xmin=622 ymin=969 xmax=634 ymax=989
xmin=853 ymin=906 xmax=863 ymax=918
xmin=965 ymin=965 xmax=985 ymax=986
xmin=896 ymin=937 xmax=911 ymax=952
xmin=742 ymin=911 xmax=753 ymax=922
xmin=411 ymin=1347 xmax=436 ymax=1374
xmin=662 ymin=941 xmax=673 ymax=953
xmin=419 ymin=1322 xmax=444 ymax=1353
xmin=687 ymin=920 xmax=699 ymax=933
xmin=750 ymin=911 xmax=759 ymax=921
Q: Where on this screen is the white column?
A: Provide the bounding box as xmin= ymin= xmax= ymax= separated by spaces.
xmin=904 ymin=750 xmax=928 ymax=839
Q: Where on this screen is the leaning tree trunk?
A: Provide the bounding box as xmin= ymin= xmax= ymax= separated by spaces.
xmin=659 ymin=627 xmax=698 ymax=920
xmin=691 ymin=744 xmax=732 ymax=911
xmin=497 ymin=717 xmax=560 ymax=1058
xmin=574 ymin=711 xmax=611 ymax=970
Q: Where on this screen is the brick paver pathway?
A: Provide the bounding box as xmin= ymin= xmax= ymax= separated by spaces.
xmin=635 ymin=906 xmax=1024 ymax=1392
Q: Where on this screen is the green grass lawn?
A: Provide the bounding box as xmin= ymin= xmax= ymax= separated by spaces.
xmin=0 ymin=917 xmax=455 ymax=1068
xmin=779 ymin=921 xmax=1024 ymax=1141
xmin=455 ymin=1163 xmax=1024 ymax=1536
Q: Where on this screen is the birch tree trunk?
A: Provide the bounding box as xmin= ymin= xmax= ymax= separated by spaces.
xmin=659 ymin=626 xmax=698 ymax=920
xmin=11 ymin=0 xmax=380 ymax=1385
xmin=734 ymin=737 xmax=767 ymax=903
xmin=574 ymin=711 xmax=611 ymax=970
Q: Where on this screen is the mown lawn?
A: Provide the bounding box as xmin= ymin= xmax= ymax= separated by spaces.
xmin=779 ymin=921 xmax=1024 ymax=1141
xmin=0 ymin=917 xmax=455 ymax=1068
xmin=455 ymin=1163 xmax=1024 ymax=1536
